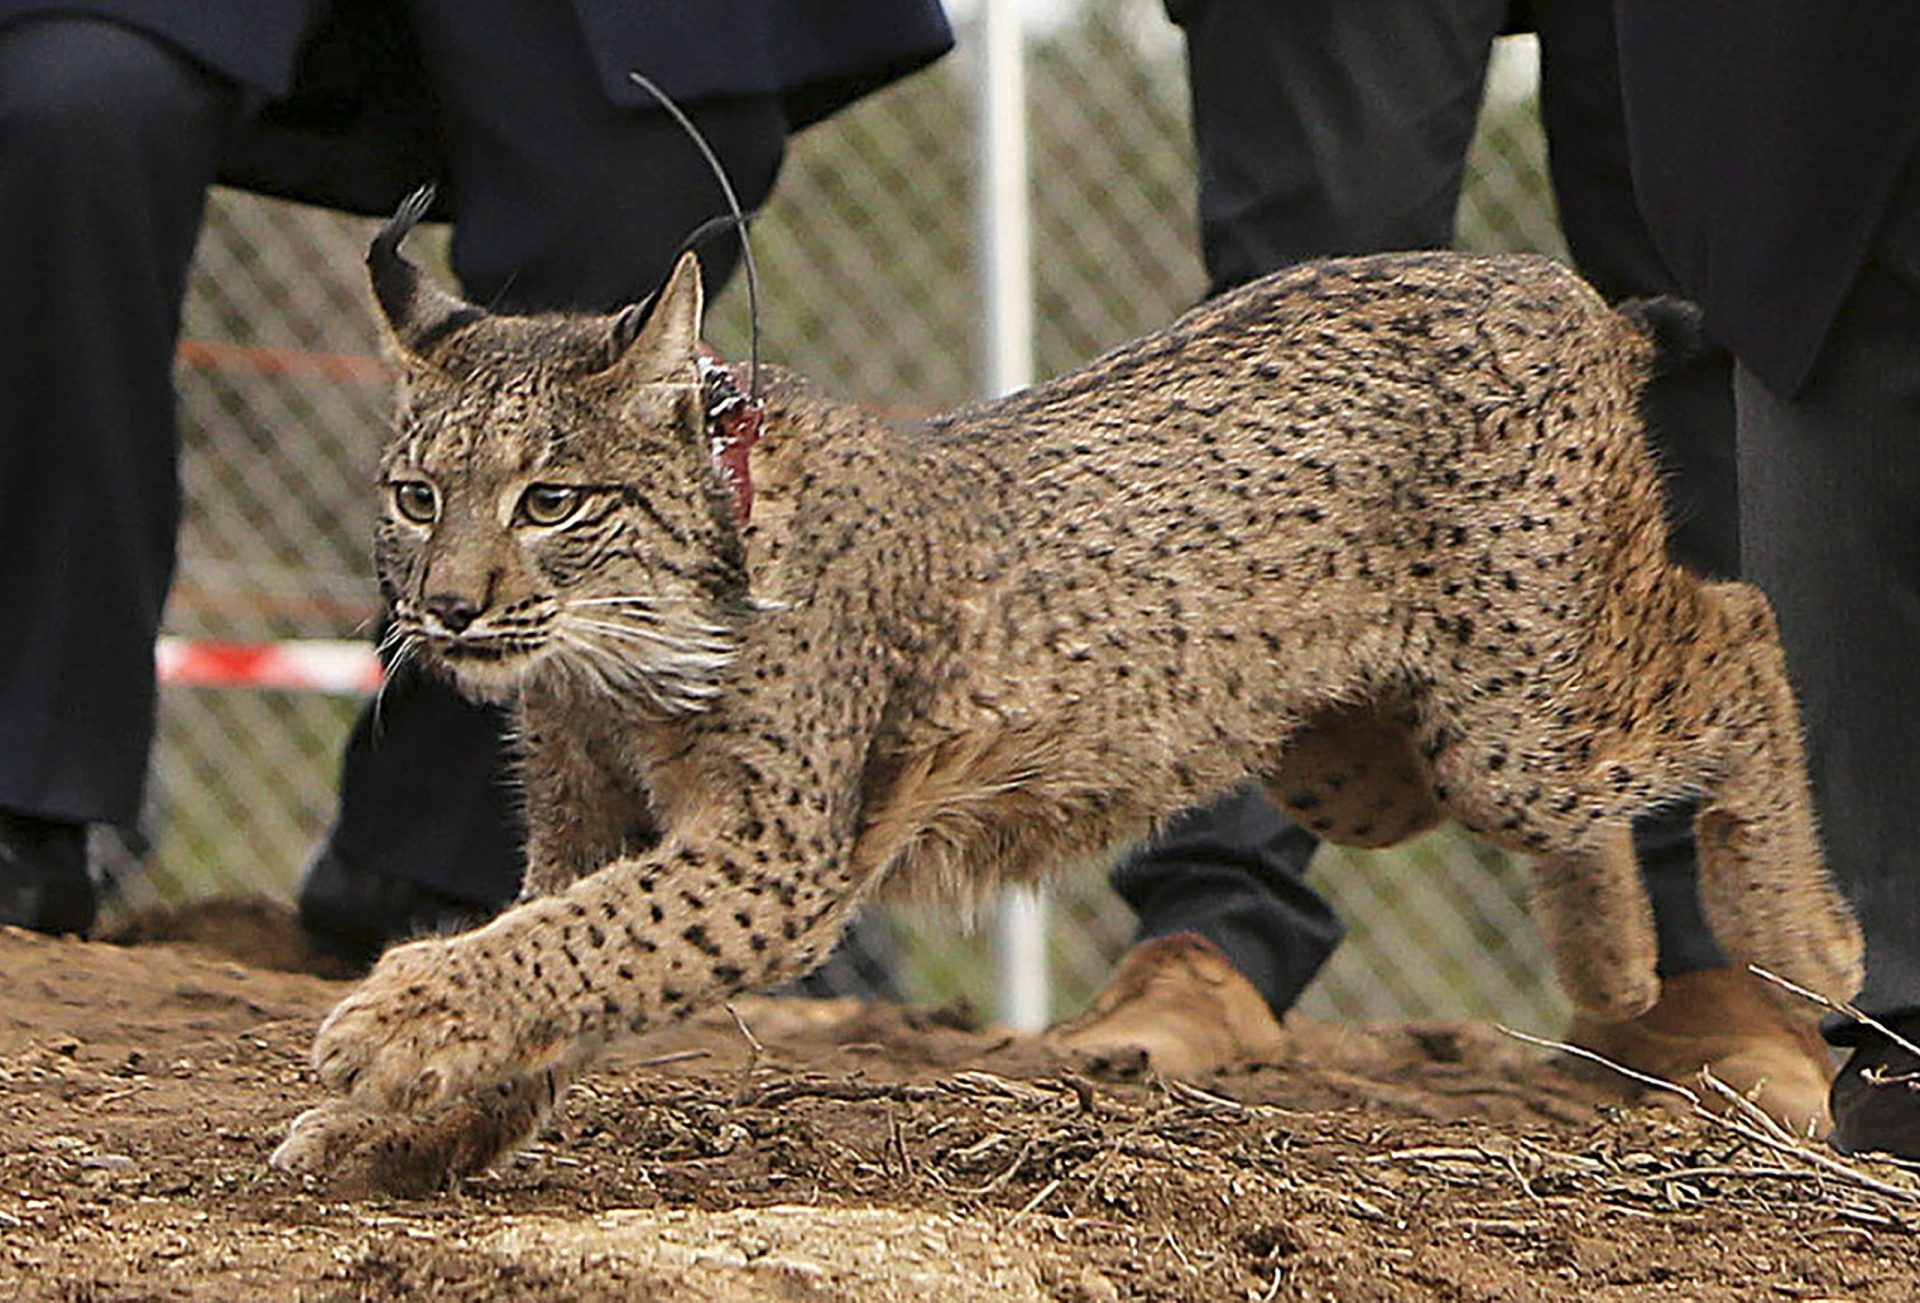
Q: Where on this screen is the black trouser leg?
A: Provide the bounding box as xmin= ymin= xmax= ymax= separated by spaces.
xmin=1179 ymin=0 xmax=1507 ymax=293
xmin=1111 ymin=786 xmax=1343 ymax=1015
xmin=1738 ymin=160 xmax=1920 ymax=1033
xmin=0 ymin=19 xmax=242 ymax=828
xmin=1117 ymin=0 xmax=1507 ymax=1016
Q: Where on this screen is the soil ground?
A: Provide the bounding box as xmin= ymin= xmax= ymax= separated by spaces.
xmin=3 ymin=901 xmax=1916 ymax=1302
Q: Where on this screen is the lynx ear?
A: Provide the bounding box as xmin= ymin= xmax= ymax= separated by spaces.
xmin=366 ymin=185 xmax=485 ymax=365
xmin=605 ymin=251 xmax=705 ymax=381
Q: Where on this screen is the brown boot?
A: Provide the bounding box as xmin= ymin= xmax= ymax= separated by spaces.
xmin=1046 ymin=933 xmax=1288 ymax=1078
xmin=1567 ymin=968 xmax=1834 ymax=1133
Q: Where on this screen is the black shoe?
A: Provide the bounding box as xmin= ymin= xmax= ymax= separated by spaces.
xmin=297 ymin=848 xmax=495 ymax=972
xmin=1829 ymin=1017 xmax=1920 ymax=1161
xmin=0 ymin=811 xmax=96 ymax=935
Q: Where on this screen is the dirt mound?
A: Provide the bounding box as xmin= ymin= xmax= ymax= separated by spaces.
xmin=1 ymin=917 xmax=1915 ymax=1301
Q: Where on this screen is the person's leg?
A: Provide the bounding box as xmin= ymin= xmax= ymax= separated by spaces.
xmin=1179 ymin=0 xmax=1507 ymax=294
xmin=1737 ymin=158 xmax=1920 ymax=1156
xmin=1056 ymin=0 xmax=1506 ymax=1070
xmin=0 ymin=18 xmax=244 ymax=932
xmin=407 ymin=0 xmax=783 ymax=313
xmin=1111 ymin=786 xmax=1341 ymax=1016
xmin=1049 ymin=787 xmax=1333 ymax=1075
xmin=303 ymin=0 xmax=791 ymax=962
xmin=1143 ymin=0 xmax=1505 ymax=986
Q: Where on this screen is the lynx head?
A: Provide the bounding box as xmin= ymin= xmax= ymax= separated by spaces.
xmin=367 ymin=191 xmax=748 ymax=711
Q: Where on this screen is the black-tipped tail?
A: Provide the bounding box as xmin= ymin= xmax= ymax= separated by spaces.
xmin=1617 ymin=296 xmax=1708 ymax=374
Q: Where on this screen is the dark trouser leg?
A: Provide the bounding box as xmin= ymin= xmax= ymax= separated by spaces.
xmin=307 ymin=0 xmax=788 ymax=952
xmin=1535 ymin=4 xmax=1737 ymax=978
xmin=1740 ymin=174 xmax=1920 ymax=1155
xmin=406 ymin=0 xmax=784 ymax=313
xmin=1737 ymin=184 xmax=1920 ymax=1034
xmin=0 ymin=20 xmax=242 ymax=931
xmin=1179 ymin=0 xmax=1506 ymax=294
xmin=1115 ymin=0 xmax=1503 ymax=1016
xmin=1111 ymin=786 xmax=1341 ymax=1016
xmin=0 ymin=19 xmax=241 ymax=825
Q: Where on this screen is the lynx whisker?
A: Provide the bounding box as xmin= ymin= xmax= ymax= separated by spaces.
xmin=375 ymin=621 xmax=420 ymax=658
xmin=550 ymin=628 xmax=719 ymax=716
xmin=551 ymin=618 xmax=731 ymax=715
xmin=563 ymin=596 xmax=722 ymax=619
xmin=563 ymin=595 xmax=742 ymax=634
xmin=371 ymin=630 xmax=423 ymax=733
xmin=565 ymin=614 xmax=735 ymax=649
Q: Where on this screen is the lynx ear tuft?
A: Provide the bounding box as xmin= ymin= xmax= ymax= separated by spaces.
xmin=604 ymin=251 xmax=705 ymax=381
xmin=367 ymin=184 xmax=486 ymax=363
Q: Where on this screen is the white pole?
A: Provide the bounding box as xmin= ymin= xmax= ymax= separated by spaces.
xmin=977 ymin=0 xmax=1033 ymax=402
xmin=976 ymin=0 xmax=1049 ymax=1032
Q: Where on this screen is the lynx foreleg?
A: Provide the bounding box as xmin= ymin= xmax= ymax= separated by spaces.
xmin=281 ymin=761 xmax=869 ymax=1190
xmin=516 ymin=688 xmax=659 ymax=900
xmin=308 ymin=838 xmax=863 ymax=1115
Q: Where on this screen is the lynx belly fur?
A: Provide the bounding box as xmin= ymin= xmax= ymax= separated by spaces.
xmin=272 ymin=200 xmax=1862 ymax=1194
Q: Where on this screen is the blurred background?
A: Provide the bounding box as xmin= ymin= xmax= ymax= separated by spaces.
xmin=135 ymin=3 xmax=1575 ymax=1031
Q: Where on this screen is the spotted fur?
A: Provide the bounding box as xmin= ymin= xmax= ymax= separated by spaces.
xmin=273 ymin=231 xmax=1862 ymax=1193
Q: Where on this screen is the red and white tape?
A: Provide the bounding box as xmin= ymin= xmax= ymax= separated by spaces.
xmin=155 ymin=637 xmax=384 ymax=696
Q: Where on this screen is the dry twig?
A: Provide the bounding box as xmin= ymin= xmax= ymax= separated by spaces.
xmin=1010 ymin=1176 xmax=1063 ymax=1223
xmin=724 ymin=1003 xmax=765 ymax=1104
xmin=747 ymin=1077 xmax=945 ymax=1108
xmin=1498 ymin=1024 xmax=1920 ymax=1213
xmin=631 ymin=1048 xmax=711 ymax=1070
xmin=1747 ymin=965 xmax=1920 ymax=1061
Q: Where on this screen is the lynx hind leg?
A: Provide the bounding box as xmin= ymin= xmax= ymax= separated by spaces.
xmin=272 ymin=1066 xmax=570 ymax=1197
xmin=1690 ymin=582 xmax=1864 ymax=1004
xmin=1527 ymin=822 xmax=1661 ymax=1021
xmin=1263 ymin=703 xmax=1442 ymax=849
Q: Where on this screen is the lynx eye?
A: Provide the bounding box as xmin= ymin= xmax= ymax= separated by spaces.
xmin=519 ymin=484 xmax=584 ymax=527
xmin=391 ymin=479 xmax=438 ymax=524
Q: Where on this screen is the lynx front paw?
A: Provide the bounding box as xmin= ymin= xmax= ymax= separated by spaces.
xmin=271 ymin=1099 xmax=442 ymax=1197
xmin=312 ymin=935 xmax=577 ymax=1113
xmin=271 ymin=1069 xmax=562 ymax=1198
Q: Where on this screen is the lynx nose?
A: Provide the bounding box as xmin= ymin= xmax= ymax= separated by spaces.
xmin=424 ymin=592 xmax=482 ymax=633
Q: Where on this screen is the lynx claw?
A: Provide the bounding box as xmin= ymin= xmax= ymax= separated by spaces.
xmin=311 ymin=935 xmax=573 ymax=1114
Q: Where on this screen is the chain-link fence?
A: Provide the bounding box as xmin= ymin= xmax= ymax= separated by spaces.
xmin=139 ymin=9 xmax=1575 ymax=1031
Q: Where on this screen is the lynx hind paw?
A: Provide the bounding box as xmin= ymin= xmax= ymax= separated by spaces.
xmin=1737 ymin=895 xmax=1866 ymax=1015
xmin=313 ymin=936 xmax=573 ymax=1113
xmin=1695 ymin=825 xmax=1867 ymax=1010
xmin=271 ymin=1073 xmax=561 ymax=1198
